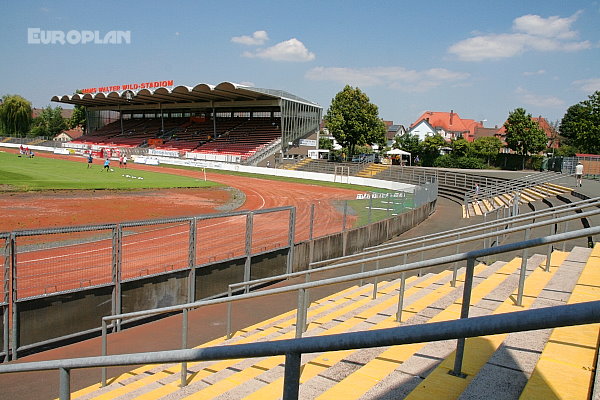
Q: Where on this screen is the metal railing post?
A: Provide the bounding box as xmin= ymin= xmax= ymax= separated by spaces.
xmin=282 ymin=352 xmax=301 ymax=400
xmin=101 ymin=320 xmax=107 ymax=386
xmin=372 ymin=258 xmax=380 ymax=300
xmin=226 ymin=287 xmax=233 ymax=339
xmin=295 ymin=288 xmax=307 ymax=338
xmin=450 ymin=257 xmax=475 ymax=377
xmin=287 ymin=207 xmax=296 ymax=275
xmin=188 ymin=218 xmax=197 ymax=303
xmin=546 ymin=213 xmax=555 ymax=272
xmin=59 ymin=367 xmax=71 ymax=400
xmin=396 ymin=271 xmax=406 ymax=322
xmin=180 ymin=308 xmax=188 ymax=387
xmin=112 ymin=225 xmax=123 ymax=331
xmin=452 ymin=234 xmax=460 ymax=287
xmin=244 ymin=212 xmax=254 ymax=293
xmin=359 ymin=255 xmax=366 ymax=287
xmin=309 ymin=203 xmax=315 ymax=241
xmin=10 ymin=234 xmax=17 ymax=361
xmin=4 ymin=234 xmax=13 ymax=363
xmin=342 ymin=201 xmax=348 ymax=231
xmin=516 ymin=228 xmax=532 ymax=306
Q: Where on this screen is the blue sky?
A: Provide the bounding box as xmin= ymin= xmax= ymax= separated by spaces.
xmin=1 ymin=0 xmax=599 ymax=128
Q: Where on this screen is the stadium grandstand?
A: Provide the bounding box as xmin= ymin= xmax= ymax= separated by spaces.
xmin=51 ymin=81 xmax=322 ymax=165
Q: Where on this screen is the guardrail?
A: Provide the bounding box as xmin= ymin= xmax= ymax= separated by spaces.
xmin=227 ymin=196 xmax=600 ymax=323
xmin=463 ymin=171 xmax=573 ymax=217
xmin=97 ymin=203 xmax=598 ymax=386
xmin=1 ymin=226 xmax=598 ymax=400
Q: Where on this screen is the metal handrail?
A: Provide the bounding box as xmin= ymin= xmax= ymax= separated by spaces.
xmin=2 ymin=227 xmax=599 ymax=400
xmin=312 ymin=196 xmax=600 ymax=267
xmin=99 ymin=221 xmax=599 ymax=382
xmin=464 ymin=171 xmax=572 ymax=213
xmin=230 ymin=197 xmax=600 ymax=301
xmin=102 ymin=202 xmax=599 ymax=330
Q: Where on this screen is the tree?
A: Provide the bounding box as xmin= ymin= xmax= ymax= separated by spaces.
xmin=504 ymin=108 xmax=547 ymax=156
xmin=318 ymin=136 xmax=334 ymax=151
xmin=393 ymin=133 xmax=421 ymax=156
xmin=324 ymin=85 xmax=387 ymax=157
xmin=450 ymin=138 xmax=470 ymax=157
xmin=472 ymin=136 xmax=503 ymax=165
xmin=421 ymin=134 xmax=446 ymax=166
xmin=0 ymin=94 xmax=32 ymax=136
xmin=68 ymin=90 xmax=87 ymax=131
xmin=560 ymin=91 xmax=600 ymax=154
xmin=69 ymin=105 xmax=87 ymax=131
xmin=30 ymin=105 xmax=67 ymax=137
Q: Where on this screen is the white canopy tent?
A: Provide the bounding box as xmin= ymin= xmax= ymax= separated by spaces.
xmin=386 ymin=148 xmax=412 ymax=165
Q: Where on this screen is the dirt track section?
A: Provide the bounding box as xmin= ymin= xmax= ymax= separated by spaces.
xmin=0 ymin=148 xmax=361 ymax=233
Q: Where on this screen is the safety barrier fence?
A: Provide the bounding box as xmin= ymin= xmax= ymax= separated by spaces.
xmin=0 ymin=225 xmax=597 ymax=400
xmin=0 ymin=180 xmax=435 ymax=361
xmin=226 ymin=196 xmax=600 ymax=321
xmin=327 ymin=196 xmax=600 ymax=268
xmin=462 ymin=171 xmax=573 ymax=217
xmin=95 ymin=198 xmax=597 ymax=387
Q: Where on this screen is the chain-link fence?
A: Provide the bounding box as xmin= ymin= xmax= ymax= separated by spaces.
xmin=0 ymin=180 xmax=437 ymax=360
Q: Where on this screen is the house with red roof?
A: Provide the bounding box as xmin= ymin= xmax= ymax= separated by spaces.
xmin=54 ymin=127 xmax=84 ymax=142
xmin=408 ymin=110 xmax=483 ymax=142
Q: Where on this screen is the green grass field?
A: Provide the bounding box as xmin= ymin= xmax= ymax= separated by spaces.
xmin=0 ymin=151 xmax=220 ymax=191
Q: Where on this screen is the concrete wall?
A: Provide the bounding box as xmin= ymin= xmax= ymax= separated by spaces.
xmin=17 ymin=286 xmax=113 ymax=347
xmin=121 ymin=271 xmax=189 ymax=314
xmin=294 ymin=201 xmax=435 ymax=271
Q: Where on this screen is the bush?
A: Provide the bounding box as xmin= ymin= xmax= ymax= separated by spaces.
xmin=495 ymin=154 xmax=543 ymax=171
xmin=433 ymin=155 xmax=486 ymax=169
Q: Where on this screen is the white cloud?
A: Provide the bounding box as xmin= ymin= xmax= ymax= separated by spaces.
xmin=305 ymin=66 xmax=469 ymax=92
xmin=572 ymin=78 xmax=600 ymax=93
xmin=243 ymin=38 xmax=315 ymax=62
xmin=513 ymin=13 xmax=580 ymax=39
xmin=449 ymin=12 xmax=591 ymax=61
xmin=238 ymin=81 xmax=256 ymax=87
xmin=523 ymin=69 xmax=546 ymax=76
xmin=516 ymin=87 xmax=565 ymax=108
xmin=231 ymin=30 xmax=269 ymax=46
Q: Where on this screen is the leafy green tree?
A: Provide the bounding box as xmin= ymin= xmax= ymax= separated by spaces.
xmin=504 ymin=108 xmax=547 ymax=156
xmin=450 ymin=138 xmax=470 ymax=157
xmin=394 ymin=133 xmax=422 ymax=156
xmin=319 ymin=136 xmax=334 ymax=151
xmin=421 ymin=134 xmax=446 ymax=166
xmin=553 ymin=144 xmax=577 ymax=157
xmin=69 ymin=105 xmax=87 ymax=130
xmin=324 ymin=85 xmax=387 ymax=157
xmin=560 ymin=91 xmax=600 ymax=154
xmin=0 ymin=94 xmax=32 ymax=136
xmin=68 ymin=90 xmax=87 ymax=130
xmin=30 ymin=105 xmax=67 ymax=137
xmin=472 ymin=136 xmax=503 ymax=165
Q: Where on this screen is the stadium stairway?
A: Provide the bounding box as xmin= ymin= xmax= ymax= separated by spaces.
xmin=61 ymin=245 xmax=600 ymax=400
xmin=356 ymin=163 xmax=391 ymax=178
xmin=282 ymin=158 xmax=313 ymax=170
xmin=462 ymin=183 xmax=573 ymax=218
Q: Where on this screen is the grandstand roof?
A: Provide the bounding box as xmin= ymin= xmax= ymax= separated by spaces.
xmin=51 ymin=81 xmax=320 ymax=109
